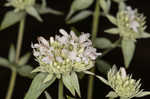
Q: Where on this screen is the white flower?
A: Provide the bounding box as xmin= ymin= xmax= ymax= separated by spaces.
xmin=32 ymin=29 xmax=101 ymax=77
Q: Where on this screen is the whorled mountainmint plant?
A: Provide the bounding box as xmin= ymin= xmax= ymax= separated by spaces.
xmin=106 ymin=65 xmax=150 ymax=99
xmin=31 ymin=29 xmax=101 ymax=96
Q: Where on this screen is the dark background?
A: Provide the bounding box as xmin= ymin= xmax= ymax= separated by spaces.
xmin=1 ymin=0 xmax=150 ymax=99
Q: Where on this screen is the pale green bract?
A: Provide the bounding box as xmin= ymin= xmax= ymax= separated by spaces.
xmin=106 ymin=65 xmax=150 ymax=99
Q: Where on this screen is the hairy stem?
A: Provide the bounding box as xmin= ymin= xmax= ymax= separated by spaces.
xmin=58 ymin=80 xmax=64 ymax=99
xmin=87 ymin=0 xmax=100 ymax=99
xmin=5 ymin=17 xmax=26 ymax=99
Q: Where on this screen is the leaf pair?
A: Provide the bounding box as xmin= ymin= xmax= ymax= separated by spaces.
xmin=66 ymin=0 xmax=94 ymax=24
xmin=62 ymin=72 xmax=81 ymax=97
xmin=24 ymin=73 xmax=56 ymax=99
xmin=0 ymin=44 xmax=34 ymax=78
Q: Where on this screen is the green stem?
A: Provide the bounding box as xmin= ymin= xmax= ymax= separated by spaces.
xmin=87 ymin=0 xmax=100 ymax=99
xmin=5 ymin=17 xmax=26 ymax=99
xmin=109 ymin=97 xmax=115 ymax=99
xmin=58 ymin=80 xmax=64 ymax=99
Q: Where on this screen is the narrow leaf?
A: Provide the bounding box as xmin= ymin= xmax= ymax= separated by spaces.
xmin=94 ymin=37 xmax=113 ymax=49
xmin=67 ymin=10 xmax=92 ymax=24
xmin=121 ymin=39 xmax=135 ymax=68
xmin=66 ymin=0 xmax=94 ymax=20
xmin=104 ymin=28 xmax=119 ymax=34
xmin=62 ymin=73 xmax=75 ymax=96
xmin=8 ymin=44 xmax=15 ymax=63
xmin=96 ymin=59 xmax=111 ymax=74
xmin=18 ymin=53 xmax=31 ymax=65
xmin=106 ymin=15 xmax=117 ymax=25
xmin=26 ymin=6 xmax=43 ymax=22
xmin=0 ymin=11 xmax=25 ymax=30
xmin=43 ymin=74 xmax=54 ymax=83
xmin=0 ymin=57 xmax=11 ymax=68
xmin=24 ymin=73 xmax=56 ymax=99
xmin=137 ymin=32 xmax=150 ymax=39
xmin=35 ymin=4 xmax=63 ymax=15
xmin=135 ymin=91 xmax=150 ymax=97
xmin=45 ymin=91 xmax=52 ymax=99
xmin=100 ymin=0 xmax=111 ymax=14
xmin=106 ymin=91 xmax=118 ymax=98
xmin=71 ymin=72 xmax=81 ymax=97
xmin=17 ymin=65 xmax=35 ymax=79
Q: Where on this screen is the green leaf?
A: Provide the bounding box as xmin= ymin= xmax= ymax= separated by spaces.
xmin=70 ymin=72 xmax=81 ymax=97
xmin=45 ymin=91 xmax=52 ymax=99
xmin=106 ymin=91 xmax=118 ymax=98
xmin=0 ymin=57 xmax=11 ymax=68
xmin=25 ymin=6 xmax=43 ymax=22
xmin=104 ymin=28 xmax=119 ymax=34
xmin=100 ymin=0 xmax=111 ymax=14
xmin=66 ymin=0 xmax=94 ymax=20
xmin=0 ymin=11 xmax=25 ymax=30
xmin=137 ymin=32 xmax=150 ymax=39
xmin=8 ymin=44 xmax=16 ymax=63
xmin=94 ymin=37 xmax=113 ymax=49
xmin=96 ymin=59 xmax=111 ymax=74
xmin=18 ymin=53 xmax=31 ymax=65
xmin=35 ymin=4 xmax=63 ymax=15
xmin=67 ymin=10 xmax=92 ymax=24
xmin=24 ymin=73 xmax=56 ymax=99
xmin=62 ymin=73 xmax=75 ymax=96
xmin=135 ymin=91 xmax=150 ymax=97
xmin=17 ymin=65 xmax=35 ymax=79
xmin=43 ymin=74 xmax=54 ymax=83
xmin=121 ymin=39 xmax=135 ymax=68
xmin=106 ymin=15 xmax=117 ymax=25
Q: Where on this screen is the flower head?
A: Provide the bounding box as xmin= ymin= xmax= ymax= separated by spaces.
xmin=106 ymin=65 xmax=143 ymax=98
xmin=32 ymin=29 xmax=101 ymax=79
xmin=117 ymin=6 xmax=146 ymax=40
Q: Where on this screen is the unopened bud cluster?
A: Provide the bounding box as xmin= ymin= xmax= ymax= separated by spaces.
xmin=107 ymin=66 xmax=142 ymax=98
xmin=117 ymin=7 xmax=146 ymax=40
xmin=5 ymin=0 xmax=35 ymax=12
xmin=32 ymin=29 xmax=101 ymax=78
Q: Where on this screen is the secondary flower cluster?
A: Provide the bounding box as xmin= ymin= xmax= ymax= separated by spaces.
xmin=107 ymin=66 xmax=142 ymax=98
xmin=117 ymin=6 xmax=146 ymax=40
xmin=5 ymin=0 xmax=35 ymax=12
xmin=31 ymin=29 xmax=101 ymax=79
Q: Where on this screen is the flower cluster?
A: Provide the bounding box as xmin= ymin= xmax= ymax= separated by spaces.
xmin=117 ymin=6 xmax=146 ymax=40
xmin=107 ymin=65 xmax=142 ymax=98
xmin=5 ymin=0 xmax=35 ymax=12
xmin=31 ymin=29 xmax=101 ymax=79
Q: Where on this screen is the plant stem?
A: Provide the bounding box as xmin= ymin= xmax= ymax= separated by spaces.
xmin=58 ymin=80 xmax=64 ymax=99
xmin=5 ymin=17 xmax=26 ymax=99
xmin=109 ymin=97 xmax=114 ymax=99
xmin=87 ymin=0 xmax=100 ymax=99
